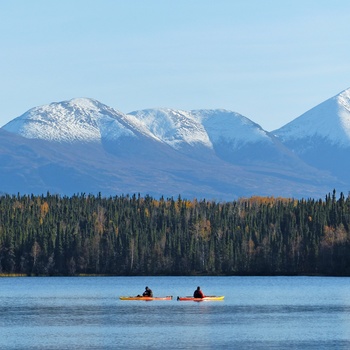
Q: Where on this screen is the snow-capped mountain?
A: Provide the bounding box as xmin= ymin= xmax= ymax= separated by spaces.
xmin=0 ymin=93 xmax=348 ymax=200
xmin=2 ymin=98 xmax=139 ymax=143
xmin=189 ymin=109 xmax=297 ymax=166
xmin=274 ymin=88 xmax=350 ymax=147
xmin=3 ymin=98 xmax=299 ymax=167
xmin=274 ymin=88 xmax=350 ymax=182
xmin=127 ymin=108 xmax=305 ymax=168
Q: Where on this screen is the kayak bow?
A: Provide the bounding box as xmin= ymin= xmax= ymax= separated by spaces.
xmin=119 ymin=296 xmax=173 ymax=301
xmin=177 ymin=296 xmax=224 ymax=302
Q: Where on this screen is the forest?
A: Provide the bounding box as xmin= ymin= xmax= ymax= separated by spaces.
xmin=0 ymin=190 xmax=350 ymax=276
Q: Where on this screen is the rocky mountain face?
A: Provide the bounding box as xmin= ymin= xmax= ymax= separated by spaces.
xmin=1 ymin=89 xmax=349 ymax=200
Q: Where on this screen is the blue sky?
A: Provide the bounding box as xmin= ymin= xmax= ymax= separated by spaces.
xmin=1 ymin=0 xmax=350 ymax=130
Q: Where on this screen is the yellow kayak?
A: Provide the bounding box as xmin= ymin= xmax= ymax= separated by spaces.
xmin=119 ymin=296 xmax=173 ymax=301
xmin=177 ymin=296 xmax=224 ymax=302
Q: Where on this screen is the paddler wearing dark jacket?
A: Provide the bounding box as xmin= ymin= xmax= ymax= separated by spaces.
xmin=193 ymin=286 xmax=204 ymax=298
xmin=143 ymin=286 xmax=153 ymax=297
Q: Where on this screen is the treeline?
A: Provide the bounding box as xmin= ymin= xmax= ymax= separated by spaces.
xmin=0 ymin=190 xmax=350 ymax=276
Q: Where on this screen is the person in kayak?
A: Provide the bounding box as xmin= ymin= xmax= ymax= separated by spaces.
xmin=193 ymin=286 xmax=204 ymax=298
xmin=143 ymin=286 xmax=153 ymax=297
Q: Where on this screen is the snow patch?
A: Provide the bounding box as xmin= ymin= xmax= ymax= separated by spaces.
xmin=128 ymin=108 xmax=213 ymax=149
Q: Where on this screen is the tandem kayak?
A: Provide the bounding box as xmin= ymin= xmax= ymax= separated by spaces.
xmin=177 ymin=296 xmax=224 ymax=302
xmin=119 ymin=296 xmax=173 ymax=301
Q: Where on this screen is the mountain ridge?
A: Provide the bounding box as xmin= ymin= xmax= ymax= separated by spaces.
xmin=1 ymin=88 xmax=350 ymax=200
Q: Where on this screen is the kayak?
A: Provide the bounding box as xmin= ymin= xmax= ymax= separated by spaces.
xmin=119 ymin=296 xmax=173 ymax=301
xmin=177 ymin=296 xmax=224 ymax=302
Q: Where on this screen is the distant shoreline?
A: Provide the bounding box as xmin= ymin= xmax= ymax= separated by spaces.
xmin=1 ymin=273 xmax=349 ymax=278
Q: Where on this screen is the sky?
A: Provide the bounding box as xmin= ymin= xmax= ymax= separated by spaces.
xmin=1 ymin=1 xmax=350 ymax=131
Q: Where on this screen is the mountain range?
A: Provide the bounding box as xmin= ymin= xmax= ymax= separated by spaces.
xmin=1 ymin=88 xmax=349 ymax=201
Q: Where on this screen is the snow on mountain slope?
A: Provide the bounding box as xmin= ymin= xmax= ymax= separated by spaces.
xmin=0 ymin=94 xmax=347 ymax=199
xmin=274 ymin=88 xmax=350 ymax=147
xmin=127 ymin=108 xmax=274 ymax=154
xmin=3 ymin=97 xmax=276 ymax=152
xmin=1 ymin=97 xmax=307 ymax=169
xmin=272 ymin=88 xmax=350 ymax=183
xmin=189 ymin=109 xmax=310 ymax=168
xmin=127 ymin=108 xmax=213 ymax=149
xmin=2 ymin=98 xmax=137 ymax=142
xmin=190 ymin=109 xmax=272 ymax=148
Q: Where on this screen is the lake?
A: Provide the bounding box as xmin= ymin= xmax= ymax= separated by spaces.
xmin=1 ymin=276 xmax=350 ymax=349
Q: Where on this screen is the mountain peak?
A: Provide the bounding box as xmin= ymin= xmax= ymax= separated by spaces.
xmin=274 ymin=87 xmax=350 ymax=147
xmin=67 ymin=97 xmax=99 ymax=107
xmin=2 ymin=98 xmax=134 ymax=143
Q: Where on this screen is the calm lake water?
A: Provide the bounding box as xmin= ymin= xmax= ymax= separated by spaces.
xmin=1 ymin=276 xmax=350 ymax=349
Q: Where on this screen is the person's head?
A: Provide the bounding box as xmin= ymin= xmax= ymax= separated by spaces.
xmin=145 ymin=286 xmax=149 ymax=290
xmin=197 ymin=286 xmax=200 ymax=290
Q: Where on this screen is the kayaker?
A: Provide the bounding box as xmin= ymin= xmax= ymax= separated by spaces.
xmin=143 ymin=286 xmax=153 ymax=297
xmin=193 ymin=286 xmax=204 ymax=298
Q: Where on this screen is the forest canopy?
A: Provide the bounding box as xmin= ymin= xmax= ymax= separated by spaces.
xmin=0 ymin=190 xmax=350 ymax=276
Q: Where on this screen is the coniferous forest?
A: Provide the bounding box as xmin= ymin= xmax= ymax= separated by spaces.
xmin=1 ymin=190 xmax=350 ymax=276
